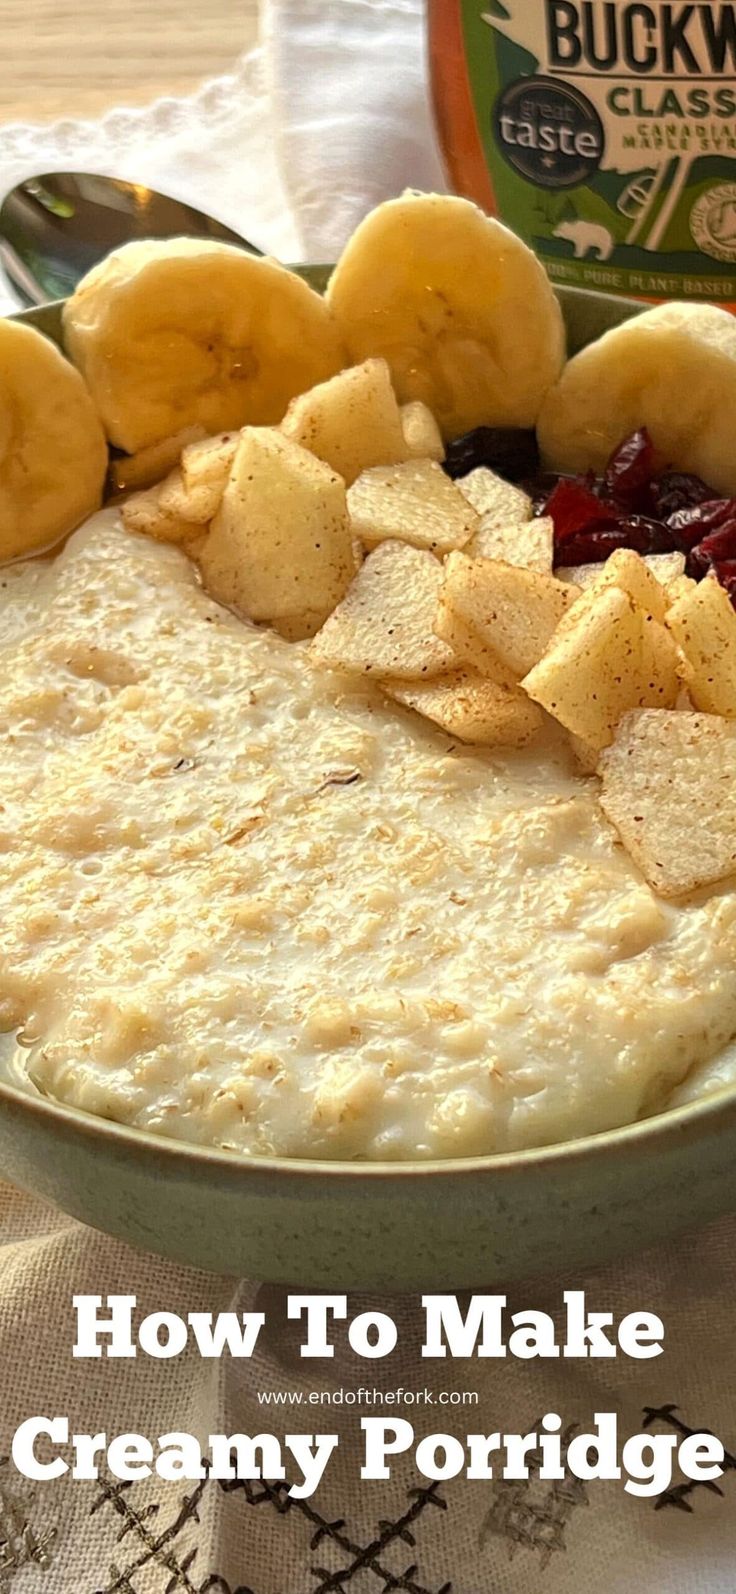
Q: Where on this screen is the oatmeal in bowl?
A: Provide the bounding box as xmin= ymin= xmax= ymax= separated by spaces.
xmin=3 ymin=191 xmax=736 ymax=1279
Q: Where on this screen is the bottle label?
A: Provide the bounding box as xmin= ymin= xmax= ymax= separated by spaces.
xmin=460 ymin=0 xmax=736 ymax=300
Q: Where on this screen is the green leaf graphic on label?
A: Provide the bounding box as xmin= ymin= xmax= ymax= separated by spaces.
xmin=482 ymin=2 xmax=510 ymax=18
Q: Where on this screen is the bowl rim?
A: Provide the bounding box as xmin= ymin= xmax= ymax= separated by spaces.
xmin=5 ymin=280 xmax=736 ymax=1186
xmin=3 ymin=1066 xmax=736 ymax=1182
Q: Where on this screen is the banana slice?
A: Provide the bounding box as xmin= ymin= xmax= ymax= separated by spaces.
xmin=63 ymin=238 xmax=347 ymax=453
xmin=326 ymin=192 xmax=565 ymax=439
xmin=0 ymin=319 xmax=107 ymax=562
xmin=538 ymin=302 xmax=736 ymax=496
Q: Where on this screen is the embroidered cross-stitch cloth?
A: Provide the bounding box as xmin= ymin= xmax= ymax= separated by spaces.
xmin=0 ymin=4 xmax=734 ymax=1589
xmin=2 ymin=1189 xmax=736 ymax=1592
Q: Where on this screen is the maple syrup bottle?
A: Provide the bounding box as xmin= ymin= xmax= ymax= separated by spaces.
xmin=429 ymin=0 xmax=736 ymax=307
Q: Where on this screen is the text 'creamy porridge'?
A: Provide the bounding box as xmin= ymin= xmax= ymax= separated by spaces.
xmin=3 ymin=513 xmax=736 ymax=1161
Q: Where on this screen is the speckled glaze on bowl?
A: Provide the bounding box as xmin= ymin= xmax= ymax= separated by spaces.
xmin=3 ymin=279 xmax=736 ymax=1289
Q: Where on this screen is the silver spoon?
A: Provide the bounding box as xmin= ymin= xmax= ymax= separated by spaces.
xmin=0 ymin=171 xmax=262 ymax=307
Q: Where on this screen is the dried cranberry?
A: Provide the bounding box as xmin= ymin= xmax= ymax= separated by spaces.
xmin=554 ymin=526 xmax=633 ymax=567
xmin=616 ymin=515 xmax=675 ymax=553
xmin=522 ymin=470 xmax=577 ymax=514
xmin=713 ymin=563 xmax=736 ymax=606
xmin=443 ymin=427 xmax=540 ymax=483
xmin=713 ymin=559 xmax=736 ymax=593
xmin=555 ymin=516 xmax=674 ymax=568
xmin=543 ymin=477 xmax=611 ymax=542
xmin=686 ymin=517 xmax=736 ymax=578
xmin=687 ymin=545 xmax=711 ymax=579
xmin=653 ymin=470 xmax=713 ymax=518
xmin=667 ymin=499 xmax=735 ymax=552
xmin=603 ymin=427 xmax=655 ymax=511
xmin=445 ymin=416 xmax=736 ymax=605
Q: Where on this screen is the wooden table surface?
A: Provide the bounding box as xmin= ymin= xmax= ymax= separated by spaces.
xmin=0 ymin=0 xmax=259 ymax=124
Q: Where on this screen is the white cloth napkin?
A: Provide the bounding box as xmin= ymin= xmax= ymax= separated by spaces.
xmin=0 ymin=4 xmax=734 ymax=1590
xmin=0 ymin=0 xmax=445 ymax=315
xmin=263 ymin=0 xmax=446 ymax=260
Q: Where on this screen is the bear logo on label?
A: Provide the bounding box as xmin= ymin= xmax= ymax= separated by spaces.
xmin=553 ymin=219 xmax=614 ymax=261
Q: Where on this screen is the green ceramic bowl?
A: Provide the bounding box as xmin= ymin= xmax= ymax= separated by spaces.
xmin=3 ymin=280 xmax=736 ymax=1290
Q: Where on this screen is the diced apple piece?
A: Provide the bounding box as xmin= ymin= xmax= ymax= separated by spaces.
xmin=553 ymin=550 xmax=674 ymax=645
xmin=310 ymin=540 xmax=455 ymax=680
xmin=522 ymin=586 xmax=679 ymax=750
xmin=400 ymin=401 xmax=444 ymax=462
xmin=595 ymin=548 xmax=668 ymax=621
xmin=523 ymin=587 xmax=639 ymax=748
xmin=644 ymin=551 xmax=686 ymax=584
xmin=121 ymin=478 xmax=196 ymax=546
xmin=434 ymin=589 xmax=517 ymax=686
xmin=665 ymin=573 xmax=697 ymax=607
xmin=110 ymin=424 xmax=206 ymax=494
xmin=599 ymin=709 xmax=736 ymax=897
xmin=384 ymin=670 xmax=543 ymax=747
xmin=180 ymin=429 xmax=240 ymax=521
xmin=469 ymin=514 xmax=554 ymax=573
xmin=556 ymin=562 xmax=604 ymax=590
xmin=567 ymin=731 xmax=600 ymax=774
xmin=455 ymin=467 xmax=532 ymax=527
xmin=557 ymin=550 xmax=686 ymax=592
xmin=281 ymin=358 xmax=411 ymax=486
xmin=640 ymin=609 xmax=682 ymax=703
xmin=183 ymin=532 xmax=208 ymax=563
xmin=157 ymin=466 xmax=219 ymax=526
xmin=438 ymin=551 xmax=575 ymax=681
xmin=199 ymin=428 xmax=354 ymax=626
xmin=556 ymin=547 xmax=667 ymax=622
xmin=666 ymin=574 xmax=736 ymax=716
xmin=347 ymin=459 xmax=477 ymax=555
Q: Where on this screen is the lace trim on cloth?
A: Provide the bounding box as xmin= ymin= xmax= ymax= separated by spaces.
xmin=0 ymin=54 xmax=258 ymax=161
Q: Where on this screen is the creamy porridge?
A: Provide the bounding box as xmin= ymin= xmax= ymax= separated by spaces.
xmin=2 ymin=511 xmax=736 ymax=1161
xmin=7 ymin=199 xmax=736 ymax=1168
